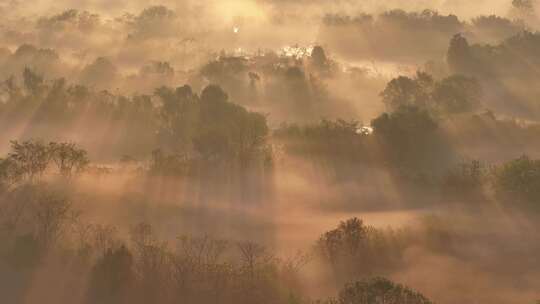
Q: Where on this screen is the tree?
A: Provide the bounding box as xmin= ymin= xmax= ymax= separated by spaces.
xmin=316 ymin=218 xmax=407 ymax=282
xmin=86 ymin=246 xmax=134 ymax=304
xmin=22 ymin=68 xmax=44 ymax=96
xmin=471 ymin=15 xmax=525 ymax=43
xmin=129 ymin=223 xmax=170 ymax=303
xmin=32 ymin=190 xmax=77 ymax=249
xmin=494 ymin=155 xmax=540 ymax=210
xmin=128 ymin=5 xmax=177 ymax=40
xmin=442 ymin=160 xmax=485 ymax=199
xmin=4 ymin=140 xmax=89 ymax=181
xmin=338 ymin=277 xmax=433 ymax=304
xmin=513 ymin=0 xmax=535 ymax=10
xmin=381 ymin=72 xmax=481 ymax=114
xmin=380 ymin=73 xmax=433 ymax=111
xmin=148 ymin=148 xmax=190 ymax=176
xmin=274 ymin=119 xmax=366 ymax=181
xmin=48 ymin=142 xmax=89 ymax=177
xmin=196 ymin=85 xmax=269 ymax=163
xmin=432 ymin=75 xmax=481 ymax=113
xmin=80 ymin=57 xmax=118 ymax=89
xmin=0 ymin=157 xmax=24 ymax=189
xmin=155 ymin=85 xmax=199 ymax=153
xmin=140 ymin=61 xmax=174 ymax=78
xmin=8 ymin=140 xmax=50 ymax=181
xmin=447 ymin=34 xmax=474 ymax=75
xmin=311 ymin=46 xmax=332 ymax=74
xmin=311 ymin=46 xmax=328 ymax=65
xmin=317 ymin=218 xmax=368 ymax=268
xmin=371 ymin=106 xmax=449 ymax=173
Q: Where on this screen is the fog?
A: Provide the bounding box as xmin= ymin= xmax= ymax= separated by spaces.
xmin=0 ymin=1 xmax=539 ymax=304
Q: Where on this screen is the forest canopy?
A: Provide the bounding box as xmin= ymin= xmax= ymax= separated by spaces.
xmin=0 ymin=1 xmax=540 ymax=304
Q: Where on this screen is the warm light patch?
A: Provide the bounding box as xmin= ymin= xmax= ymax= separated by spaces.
xmin=213 ymin=0 xmax=266 ymax=21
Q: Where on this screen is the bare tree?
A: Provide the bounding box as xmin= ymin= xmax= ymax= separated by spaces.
xmin=32 ymin=191 xmax=78 ymax=250
xmin=0 ymin=157 xmax=23 ymax=189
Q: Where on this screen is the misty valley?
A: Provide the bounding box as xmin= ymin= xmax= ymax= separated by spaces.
xmin=0 ymin=1 xmax=540 ymax=304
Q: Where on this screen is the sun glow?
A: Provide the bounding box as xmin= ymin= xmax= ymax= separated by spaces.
xmin=214 ymin=0 xmax=266 ymax=21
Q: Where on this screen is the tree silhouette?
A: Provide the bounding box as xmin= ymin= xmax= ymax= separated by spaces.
xmin=338 ymin=277 xmax=433 ymax=304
